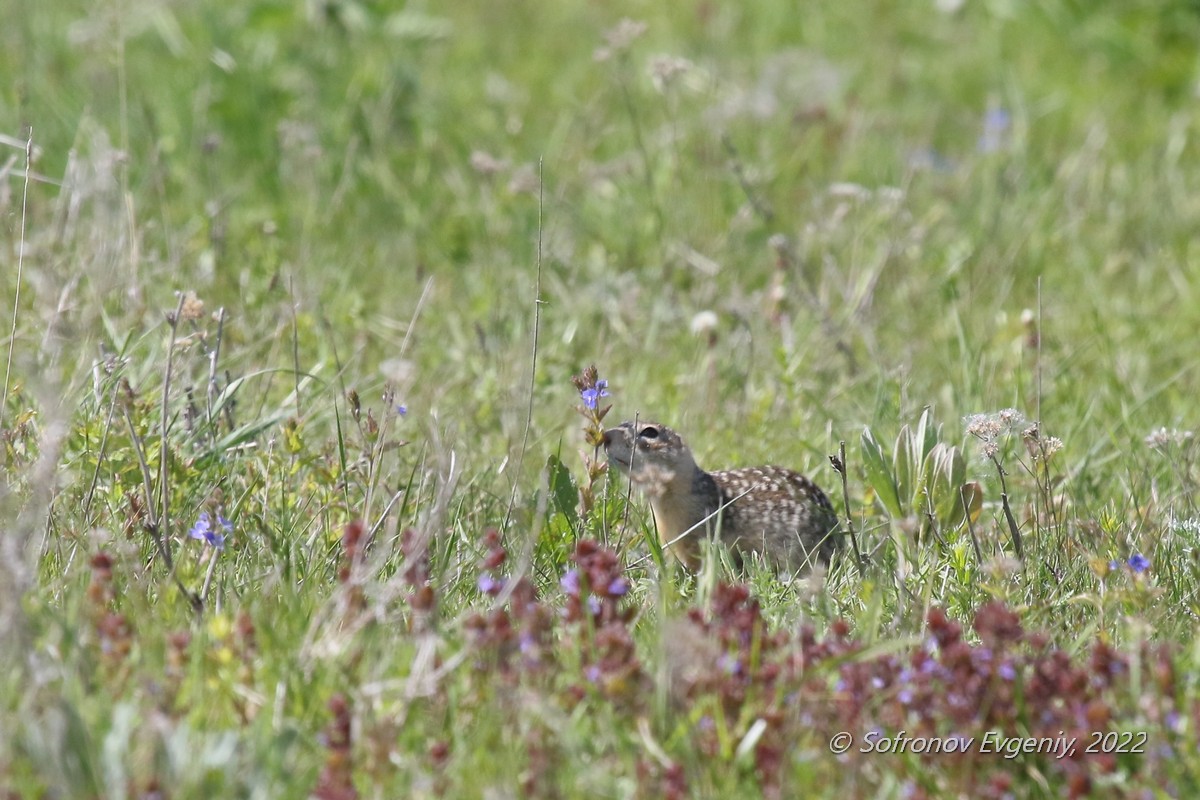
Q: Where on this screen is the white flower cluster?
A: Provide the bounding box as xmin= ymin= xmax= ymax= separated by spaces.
xmin=963 ymin=409 xmax=1025 ymax=458
xmin=1144 ymin=427 xmax=1195 ymax=450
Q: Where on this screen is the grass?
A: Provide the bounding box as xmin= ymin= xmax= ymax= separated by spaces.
xmin=4 ymin=0 xmax=1200 ymax=796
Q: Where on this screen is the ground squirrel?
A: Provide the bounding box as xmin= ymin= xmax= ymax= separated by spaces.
xmin=602 ymin=420 xmax=841 ymax=572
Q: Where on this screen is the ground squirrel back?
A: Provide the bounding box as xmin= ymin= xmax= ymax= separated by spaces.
xmin=602 ymin=420 xmax=840 ymax=572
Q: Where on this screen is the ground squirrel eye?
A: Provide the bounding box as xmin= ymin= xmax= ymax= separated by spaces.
xmin=638 ymin=426 xmax=660 ymax=440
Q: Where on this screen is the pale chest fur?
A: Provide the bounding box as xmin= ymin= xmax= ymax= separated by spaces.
xmin=646 ymin=467 xmax=722 ymax=568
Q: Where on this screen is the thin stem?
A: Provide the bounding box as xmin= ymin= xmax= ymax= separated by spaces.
xmin=830 ymin=441 xmax=866 ymax=573
xmin=289 ymin=277 xmax=302 ymax=417
xmin=991 ymin=454 xmax=1024 ymax=560
xmin=158 ymin=294 xmax=187 ymax=568
xmin=82 ymin=380 xmax=122 ymax=526
xmin=2 ymin=131 xmax=32 ymax=424
xmin=502 ymin=157 xmax=545 ymax=532
xmin=121 ymin=397 xmax=172 ymax=570
xmin=961 ymin=485 xmax=984 ymax=565
xmin=721 ymin=134 xmax=774 ymax=224
xmin=616 ymin=60 xmax=664 ymax=254
xmin=206 ymin=306 xmax=226 ymax=445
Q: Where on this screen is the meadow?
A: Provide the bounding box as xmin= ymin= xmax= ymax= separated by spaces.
xmin=3 ymin=0 xmax=1200 ymax=796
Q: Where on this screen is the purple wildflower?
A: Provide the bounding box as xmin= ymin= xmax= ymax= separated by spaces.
xmin=607 ymin=577 xmax=628 ymax=597
xmin=1129 ymin=553 xmax=1150 ymax=573
xmin=477 ymin=573 xmax=504 ymax=595
xmin=560 ymin=568 xmax=580 ymax=596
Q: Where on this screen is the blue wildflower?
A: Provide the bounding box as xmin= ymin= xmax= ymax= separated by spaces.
xmin=998 ymin=662 xmax=1017 ymax=681
xmin=1129 ymin=553 xmax=1150 ymax=573
xmin=587 ymin=595 xmax=602 ymax=615
xmin=580 ymin=379 xmax=610 ymax=410
xmin=607 ymin=577 xmax=628 ymax=597
xmin=396 ymin=404 xmax=408 ymax=416
xmin=1108 ymin=559 xmax=1120 ymax=572
xmin=189 ymin=511 xmax=231 ymax=551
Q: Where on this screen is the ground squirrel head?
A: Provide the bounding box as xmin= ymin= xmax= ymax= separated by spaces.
xmin=601 ymin=421 xmax=698 ymax=498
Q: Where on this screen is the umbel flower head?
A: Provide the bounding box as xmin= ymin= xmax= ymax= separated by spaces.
xmin=189 ymin=511 xmax=232 ymax=551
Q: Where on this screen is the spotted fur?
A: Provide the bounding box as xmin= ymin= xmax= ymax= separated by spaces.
xmin=602 ymin=420 xmax=840 ymax=572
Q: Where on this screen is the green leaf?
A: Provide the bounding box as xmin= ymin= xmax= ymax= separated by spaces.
xmin=546 ymin=454 xmax=579 ymax=529
xmin=861 ymin=427 xmax=902 ymax=518
xmin=892 ymin=424 xmax=914 ymax=514
xmin=923 ymin=443 xmax=967 ymax=529
xmin=192 ymin=411 xmax=292 ymax=467
xmin=913 ymin=407 xmax=938 ymax=470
